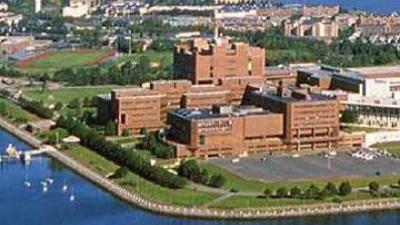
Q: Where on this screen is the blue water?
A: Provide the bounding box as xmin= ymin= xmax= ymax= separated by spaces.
xmin=2 ymin=128 xmax=400 ymax=225
xmin=280 ymin=0 xmax=400 ymax=14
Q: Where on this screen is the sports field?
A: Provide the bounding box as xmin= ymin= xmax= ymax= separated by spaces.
xmin=16 ymin=49 xmax=115 ymax=74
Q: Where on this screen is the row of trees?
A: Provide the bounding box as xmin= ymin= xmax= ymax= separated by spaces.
xmin=57 ymin=116 xmax=187 ymax=189
xmin=142 ymin=130 xmax=175 ymax=159
xmin=178 ymin=160 xmax=226 ymax=188
xmin=225 ymin=27 xmax=400 ymax=67
xmin=51 ymin=55 xmax=171 ymax=86
xmin=19 ymin=98 xmax=53 ymax=119
xmin=263 ymin=182 xmax=352 ymax=200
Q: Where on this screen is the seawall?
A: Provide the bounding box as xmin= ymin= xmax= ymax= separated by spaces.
xmin=1 ymin=117 xmax=400 ymax=220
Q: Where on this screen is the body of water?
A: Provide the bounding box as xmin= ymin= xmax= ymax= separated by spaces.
xmin=279 ymin=0 xmax=400 ymax=14
xmin=1 ymin=128 xmax=400 ymax=225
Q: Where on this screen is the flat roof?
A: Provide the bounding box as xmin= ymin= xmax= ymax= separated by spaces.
xmin=349 ymin=66 xmax=400 ymax=79
xmin=171 ymin=105 xmax=272 ymax=120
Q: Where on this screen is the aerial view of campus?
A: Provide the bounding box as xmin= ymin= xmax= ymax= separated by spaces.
xmin=3 ymin=0 xmax=400 ymax=224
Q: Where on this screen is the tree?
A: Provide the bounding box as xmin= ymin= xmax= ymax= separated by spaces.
xmin=199 ymin=169 xmax=209 ymax=184
xmin=178 ymin=160 xmax=202 ymax=183
xmin=264 ymin=188 xmax=272 ymax=197
xmin=276 ymin=187 xmax=288 ymax=198
xmin=83 ymin=97 xmax=91 ymax=108
xmin=318 ymin=188 xmax=330 ymax=200
xmin=113 ymin=166 xmax=129 ymax=178
xmin=339 ymin=182 xmax=352 ymax=196
xmin=305 ymin=184 xmax=320 ymax=199
xmin=68 ymin=98 xmax=81 ymax=109
xmin=54 ymin=102 xmax=63 ymax=110
xmin=325 ymin=182 xmax=338 ymax=196
xmin=341 ymin=110 xmax=359 ymax=123
xmin=209 ymin=175 xmax=226 ymax=188
xmin=290 ymin=186 xmax=302 ymax=198
xmin=0 ymin=101 xmax=7 ymax=116
xmin=104 ymin=120 xmax=116 ymax=136
xmin=369 ymin=181 xmax=380 ymax=193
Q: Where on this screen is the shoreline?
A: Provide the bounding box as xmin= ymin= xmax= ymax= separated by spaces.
xmin=2 ymin=117 xmax=400 ymax=220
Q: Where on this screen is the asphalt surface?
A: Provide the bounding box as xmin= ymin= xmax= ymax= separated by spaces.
xmin=209 ymin=152 xmax=400 ymax=182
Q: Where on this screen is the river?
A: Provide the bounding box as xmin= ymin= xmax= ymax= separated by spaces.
xmin=2 ymin=129 xmax=400 ymax=224
xmin=279 ymin=0 xmax=400 ymax=14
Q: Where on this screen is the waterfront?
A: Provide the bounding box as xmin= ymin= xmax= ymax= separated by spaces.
xmin=2 ymin=129 xmax=400 ymax=224
xmin=280 ymin=0 xmax=400 ymax=14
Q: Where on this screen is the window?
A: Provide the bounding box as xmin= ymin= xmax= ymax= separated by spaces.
xmin=121 ymin=114 xmax=126 ymax=124
xmin=199 ymin=135 xmax=205 ymax=145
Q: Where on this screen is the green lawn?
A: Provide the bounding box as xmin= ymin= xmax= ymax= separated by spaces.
xmin=372 ymin=142 xmax=400 ymax=158
xmin=0 ymin=97 xmax=40 ymax=124
xmin=64 ymin=144 xmax=220 ymax=206
xmin=23 ymin=86 xmax=116 ymax=105
xmin=64 ymin=144 xmax=119 ymax=175
xmin=211 ymin=192 xmax=373 ymax=209
xmin=18 ymin=49 xmax=113 ymax=74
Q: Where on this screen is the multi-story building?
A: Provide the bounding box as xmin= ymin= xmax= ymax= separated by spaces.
xmin=173 ymin=37 xmax=265 ymax=85
xmin=168 ymin=105 xmax=285 ymax=158
xmin=284 ymin=17 xmax=340 ymax=40
xmin=167 ymin=83 xmax=360 ymax=158
xmin=97 ymin=78 xmax=263 ymax=135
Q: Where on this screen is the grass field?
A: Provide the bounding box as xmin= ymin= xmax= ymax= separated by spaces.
xmin=24 ymin=86 xmax=117 ymax=105
xmin=0 ymin=97 xmax=40 ymax=124
xmin=64 ymin=145 xmax=220 ymax=206
xmin=17 ymin=49 xmax=114 ymax=74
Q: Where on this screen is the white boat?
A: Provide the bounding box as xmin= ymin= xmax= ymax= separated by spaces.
xmin=40 ymin=181 xmax=48 ymax=187
xmin=69 ymin=195 xmax=75 ymax=202
xmin=62 ymin=185 xmax=68 ymax=192
xmin=42 ymin=186 xmax=48 ymax=193
xmin=24 ymin=181 xmax=31 ymax=188
xmin=6 ymin=144 xmax=20 ymax=158
xmin=46 ymin=178 xmax=54 ymax=184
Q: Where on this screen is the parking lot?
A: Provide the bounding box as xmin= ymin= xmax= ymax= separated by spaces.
xmin=209 ymin=152 xmax=400 ymax=182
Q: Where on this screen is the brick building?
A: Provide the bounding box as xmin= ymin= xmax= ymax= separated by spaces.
xmin=167 ymin=84 xmax=361 ymax=158
xmin=173 ymin=37 xmax=265 ymax=85
xmin=97 ymin=79 xmax=262 ymax=135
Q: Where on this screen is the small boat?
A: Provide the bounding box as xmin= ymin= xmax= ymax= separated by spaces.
xmin=40 ymin=181 xmax=48 ymax=187
xmin=69 ymin=194 xmax=75 ymax=202
xmin=6 ymin=144 xmax=20 ymax=158
xmin=42 ymin=186 xmax=48 ymax=193
xmin=62 ymin=185 xmax=68 ymax=192
xmin=46 ymin=178 xmax=54 ymax=184
xmin=24 ymin=181 xmax=31 ymax=188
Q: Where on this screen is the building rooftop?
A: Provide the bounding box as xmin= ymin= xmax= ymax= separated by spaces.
xmin=171 ymin=105 xmax=271 ymax=120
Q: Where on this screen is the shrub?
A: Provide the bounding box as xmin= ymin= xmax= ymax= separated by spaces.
xmin=209 ymin=175 xmax=226 ymax=188
xmin=276 ymin=187 xmax=288 ymax=198
xmin=339 ymin=182 xmax=352 ymax=196
xmin=104 ymin=120 xmax=116 ymax=136
xmin=369 ymin=181 xmax=380 ymax=193
xmin=68 ymin=98 xmax=82 ymax=109
xmin=54 ymin=102 xmax=63 ymax=110
xmin=264 ymin=188 xmax=272 ymax=197
xmin=113 ymin=166 xmax=129 ymax=178
xmin=122 ymin=129 xmax=131 ymax=137
xmin=305 ymin=184 xmax=320 ymax=199
xmin=325 ymin=182 xmax=338 ymax=196
xmin=290 ymin=186 xmax=302 ymax=198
